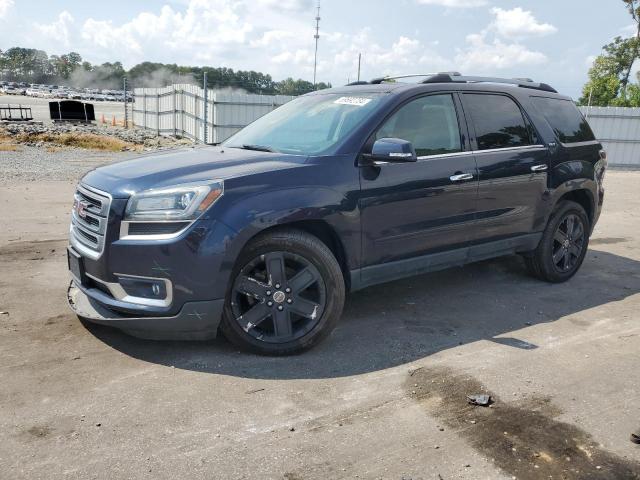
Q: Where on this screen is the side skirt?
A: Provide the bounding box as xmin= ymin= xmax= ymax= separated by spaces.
xmin=349 ymin=233 xmax=542 ymax=292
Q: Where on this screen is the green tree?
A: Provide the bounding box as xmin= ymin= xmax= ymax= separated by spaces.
xmin=621 ymin=0 xmax=640 ymax=98
xmin=581 ymin=0 xmax=640 ymax=106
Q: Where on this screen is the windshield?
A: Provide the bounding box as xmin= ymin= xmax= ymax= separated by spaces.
xmin=223 ymin=93 xmax=384 ymax=155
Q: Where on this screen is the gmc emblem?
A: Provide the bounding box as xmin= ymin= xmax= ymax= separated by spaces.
xmin=74 ymin=200 xmax=90 ymax=219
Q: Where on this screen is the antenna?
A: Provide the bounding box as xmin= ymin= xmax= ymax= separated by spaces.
xmin=313 ymin=1 xmax=321 ymax=88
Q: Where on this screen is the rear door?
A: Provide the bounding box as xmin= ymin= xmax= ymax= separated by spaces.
xmin=461 ymin=92 xmax=549 ymax=243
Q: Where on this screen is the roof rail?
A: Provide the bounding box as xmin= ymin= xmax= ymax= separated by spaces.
xmin=422 ymin=74 xmax=558 ymax=93
xmin=369 ymin=73 xmax=461 ymax=85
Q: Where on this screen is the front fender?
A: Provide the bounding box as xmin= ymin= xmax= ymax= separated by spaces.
xmin=218 ymin=186 xmax=361 ymax=271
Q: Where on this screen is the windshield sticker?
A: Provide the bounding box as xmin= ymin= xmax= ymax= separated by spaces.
xmin=334 ymin=96 xmax=372 ymax=107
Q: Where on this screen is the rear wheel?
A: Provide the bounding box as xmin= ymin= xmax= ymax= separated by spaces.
xmin=524 ymin=200 xmax=590 ymax=283
xmin=221 ymin=229 xmax=345 ymax=355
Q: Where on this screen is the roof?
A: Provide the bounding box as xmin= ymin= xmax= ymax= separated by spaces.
xmin=309 ymin=73 xmax=571 ymax=99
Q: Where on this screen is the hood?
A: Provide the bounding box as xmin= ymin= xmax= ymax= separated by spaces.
xmin=81 ymin=146 xmax=308 ymax=198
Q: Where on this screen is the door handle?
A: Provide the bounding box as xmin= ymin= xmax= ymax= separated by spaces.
xmin=450 ymin=173 xmax=474 ymax=182
xmin=531 ymin=164 xmax=548 ymax=172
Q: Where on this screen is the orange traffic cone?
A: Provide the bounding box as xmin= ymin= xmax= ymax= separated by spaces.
xmin=111 ymin=116 xmax=116 ymax=127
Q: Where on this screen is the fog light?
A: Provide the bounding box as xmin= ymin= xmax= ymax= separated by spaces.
xmin=117 ymin=276 xmax=167 ymax=300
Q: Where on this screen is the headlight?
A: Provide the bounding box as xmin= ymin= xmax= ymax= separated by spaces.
xmin=124 ymin=181 xmax=224 ymax=221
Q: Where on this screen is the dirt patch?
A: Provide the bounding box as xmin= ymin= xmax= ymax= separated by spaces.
xmin=0 ymin=144 xmax=21 ymax=152
xmin=0 ymin=239 xmax=66 ymax=261
xmin=10 ymin=131 xmax=139 ymax=152
xmin=406 ymin=366 xmax=640 ymax=480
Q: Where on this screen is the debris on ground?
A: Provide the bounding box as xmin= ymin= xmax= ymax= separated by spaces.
xmin=245 ymin=388 xmax=265 ymax=395
xmin=631 ymin=431 xmax=640 ymax=444
xmin=1 ymin=123 xmax=193 ymax=151
xmin=467 ymin=394 xmax=493 ymax=407
xmin=0 ymin=311 xmax=9 ymax=315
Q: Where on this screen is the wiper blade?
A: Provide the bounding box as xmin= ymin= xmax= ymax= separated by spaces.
xmin=240 ymin=144 xmax=275 ymax=152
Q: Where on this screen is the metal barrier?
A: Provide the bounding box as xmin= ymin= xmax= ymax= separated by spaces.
xmin=132 ymin=84 xmax=294 ymax=144
xmin=0 ymin=105 xmax=33 ymax=121
xmin=580 ymin=106 xmax=640 ymax=167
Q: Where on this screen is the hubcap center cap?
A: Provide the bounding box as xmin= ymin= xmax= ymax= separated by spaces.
xmin=272 ymin=291 xmax=286 ymax=304
xmin=563 ymin=239 xmax=570 ymax=248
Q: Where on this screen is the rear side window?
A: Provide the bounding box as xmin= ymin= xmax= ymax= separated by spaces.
xmin=531 ymin=97 xmax=595 ymax=144
xmin=376 ymin=94 xmax=462 ymax=156
xmin=464 ymin=94 xmax=533 ymax=150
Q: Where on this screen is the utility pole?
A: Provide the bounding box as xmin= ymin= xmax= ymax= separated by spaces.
xmin=123 ymin=77 xmax=128 ymax=129
xmin=313 ymin=2 xmax=321 ymax=88
xmin=357 ymin=53 xmax=361 ymax=82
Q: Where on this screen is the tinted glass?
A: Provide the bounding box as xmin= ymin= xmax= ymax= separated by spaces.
xmin=224 ymin=93 xmax=384 ymax=155
xmin=376 ymin=94 xmax=462 ymax=156
xmin=532 ymin=97 xmax=595 ymax=143
xmin=465 ymin=94 xmax=532 ymax=150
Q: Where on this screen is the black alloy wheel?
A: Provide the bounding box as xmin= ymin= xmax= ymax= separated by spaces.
xmin=221 ymin=229 xmax=345 ymax=355
xmin=231 ymin=252 xmax=326 ymax=343
xmin=524 ymin=200 xmax=590 ymax=283
xmin=551 ymin=213 xmax=586 ymax=273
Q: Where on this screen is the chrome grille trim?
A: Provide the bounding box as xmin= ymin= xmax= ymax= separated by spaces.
xmin=70 ymin=184 xmax=112 ymax=260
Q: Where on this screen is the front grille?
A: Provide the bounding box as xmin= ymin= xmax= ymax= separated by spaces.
xmin=70 ymin=184 xmax=111 ymax=259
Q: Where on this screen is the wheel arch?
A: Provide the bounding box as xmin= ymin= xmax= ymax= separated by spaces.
xmin=237 ymin=220 xmax=351 ymax=291
xmin=555 ymin=188 xmax=595 ymax=226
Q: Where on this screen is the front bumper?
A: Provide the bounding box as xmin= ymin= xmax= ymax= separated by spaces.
xmin=68 ymin=281 xmax=224 ymax=340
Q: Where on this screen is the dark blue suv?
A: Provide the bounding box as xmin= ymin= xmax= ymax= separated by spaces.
xmin=67 ymin=73 xmax=607 ymax=355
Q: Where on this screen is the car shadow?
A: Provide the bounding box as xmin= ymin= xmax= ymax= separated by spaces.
xmin=85 ymin=248 xmax=640 ymax=380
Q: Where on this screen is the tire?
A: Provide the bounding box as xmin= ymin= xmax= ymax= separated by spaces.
xmin=524 ymin=200 xmax=590 ymax=283
xmin=220 ymin=228 xmax=345 ymax=355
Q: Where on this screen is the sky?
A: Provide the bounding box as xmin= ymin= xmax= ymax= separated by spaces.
xmin=0 ymin=0 xmax=635 ymax=98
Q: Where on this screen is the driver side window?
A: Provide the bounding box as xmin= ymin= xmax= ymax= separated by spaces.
xmin=376 ymin=94 xmax=462 ymax=157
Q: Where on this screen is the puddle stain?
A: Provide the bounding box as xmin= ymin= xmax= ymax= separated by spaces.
xmin=26 ymin=425 xmax=52 ymax=439
xmin=406 ymin=367 xmax=640 ymax=480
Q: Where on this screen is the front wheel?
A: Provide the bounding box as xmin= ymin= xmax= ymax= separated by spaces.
xmin=524 ymin=200 xmax=590 ymax=283
xmin=221 ymin=229 xmax=345 ymax=355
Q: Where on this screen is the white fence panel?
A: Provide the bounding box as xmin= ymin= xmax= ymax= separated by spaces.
xmin=133 ymin=85 xmax=294 ymax=144
xmin=580 ymin=106 xmax=640 ymax=167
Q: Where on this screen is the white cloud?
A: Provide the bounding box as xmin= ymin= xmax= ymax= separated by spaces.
xmin=416 ymin=0 xmax=487 ymax=7
xmin=35 ymin=10 xmax=75 ymax=48
xmin=489 ymin=7 xmax=557 ymax=39
xmin=0 ymin=0 xmax=14 ymax=19
xmin=456 ymin=32 xmax=548 ymax=70
xmin=255 ymin=0 xmax=314 ymax=12
xmin=80 ymin=2 xmax=254 ymax=60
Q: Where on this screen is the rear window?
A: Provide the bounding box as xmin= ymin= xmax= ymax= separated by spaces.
xmin=464 ymin=94 xmax=533 ymax=150
xmin=531 ymin=97 xmax=595 ymax=144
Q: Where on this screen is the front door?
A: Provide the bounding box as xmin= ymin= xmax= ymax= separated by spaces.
xmin=359 ymin=93 xmax=478 ymax=268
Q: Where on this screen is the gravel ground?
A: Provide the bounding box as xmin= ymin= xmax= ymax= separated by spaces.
xmin=0 ymin=123 xmax=193 ymax=183
xmin=0 ymin=155 xmax=639 ymax=479
xmin=0 ymin=145 xmax=136 ymax=183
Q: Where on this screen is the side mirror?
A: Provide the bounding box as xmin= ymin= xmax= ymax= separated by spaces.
xmin=361 ymin=138 xmax=417 ymax=164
